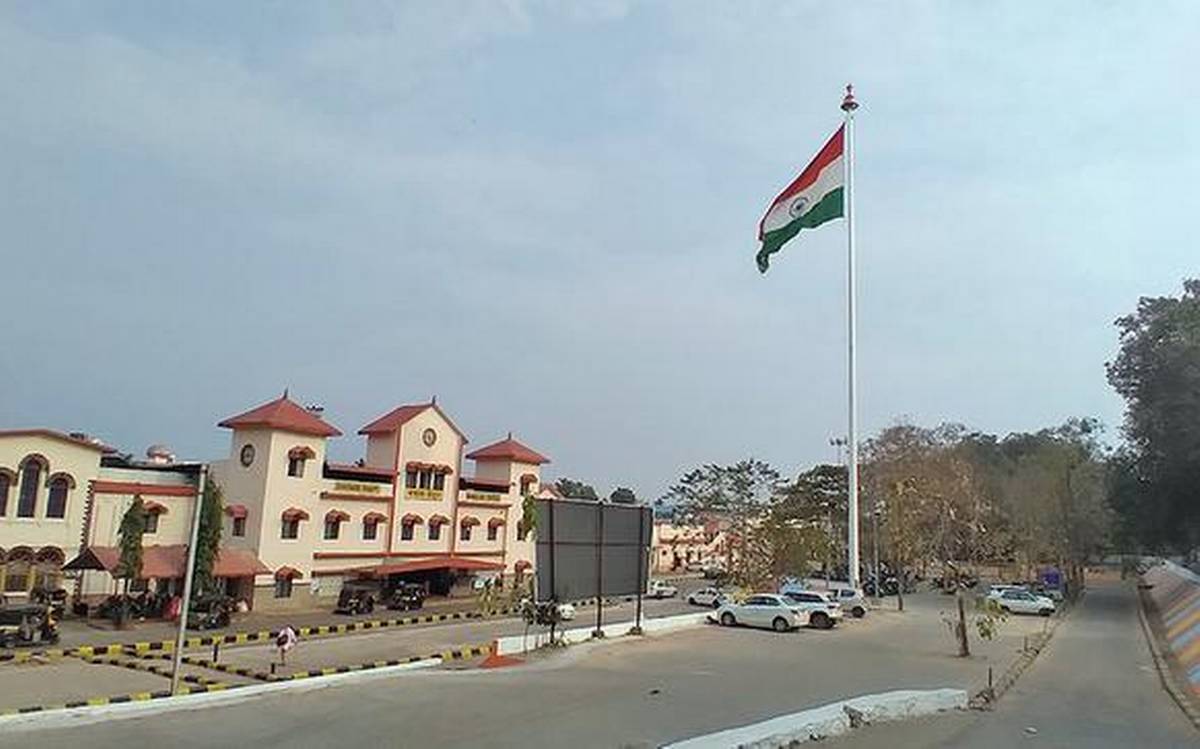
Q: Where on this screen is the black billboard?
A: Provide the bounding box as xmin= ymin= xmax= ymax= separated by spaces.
xmin=534 ymin=499 xmax=652 ymax=602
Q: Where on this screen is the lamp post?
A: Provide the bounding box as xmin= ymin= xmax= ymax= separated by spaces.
xmin=828 ymin=437 xmax=847 ymax=584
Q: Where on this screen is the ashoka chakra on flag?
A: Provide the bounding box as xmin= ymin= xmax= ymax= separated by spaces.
xmin=755 ymin=125 xmax=845 ymax=273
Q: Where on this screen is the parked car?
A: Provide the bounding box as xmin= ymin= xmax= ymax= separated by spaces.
xmin=991 ymin=588 xmax=1056 ymax=616
xmin=186 ymin=595 xmax=233 ymax=630
xmin=714 ymin=594 xmax=804 ymax=632
xmin=826 ymin=587 xmax=868 ymax=618
xmin=985 ymin=584 xmax=1028 ymax=600
xmin=702 ymin=565 xmax=727 ymax=580
xmin=687 ymin=587 xmax=726 ymax=608
xmin=647 ymin=580 xmax=678 ymax=599
xmin=336 ymin=580 xmax=381 ymax=615
xmin=781 ymin=590 xmax=844 ymax=629
xmin=0 ymin=603 xmax=59 ymax=648
xmin=386 ymin=583 xmax=426 ymax=611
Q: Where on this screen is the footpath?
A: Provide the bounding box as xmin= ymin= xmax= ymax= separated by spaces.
xmin=831 ymin=580 xmax=1198 ymax=748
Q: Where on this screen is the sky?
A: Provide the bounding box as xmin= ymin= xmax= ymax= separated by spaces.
xmin=1 ymin=1 xmax=1197 ymax=500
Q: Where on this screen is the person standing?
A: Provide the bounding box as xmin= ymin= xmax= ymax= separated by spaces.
xmin=276 ymin=624 xmax=298 ymax=665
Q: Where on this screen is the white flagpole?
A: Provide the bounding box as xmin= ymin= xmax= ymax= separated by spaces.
xmin=841 ymin=85 xmax=861 ymax=591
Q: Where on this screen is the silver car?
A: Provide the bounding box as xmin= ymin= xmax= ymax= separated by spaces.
xmin=826 ymin=587 xmax=868 ymax=618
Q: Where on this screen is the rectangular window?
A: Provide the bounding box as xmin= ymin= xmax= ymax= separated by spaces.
xmin=144 ymin=513 xmax=159 ymax=534
xmin=418 ymin=470 xmax=432 ymax=489
xmin=428 ymin=523 xmax=441 ymax=541
xmin=433 ymin=473 xmax=445 ymax=491
xmin=287 ymin=458 xmax=305 ymax=478
xmin=281 ymin=519 xmax=299 ymax=539
xmin=487 ymin=524 xmax=498 ymax=541
xmin=460 ymin=524 xmax=471 ymax=542
xmin=232 ymin=516 xmax=246 ymax=537
xmin=274 ymin=577 xmax=293 ymax=598
xmin=323 ymin=520 xmax=340 ymax=540
xmin=401 ymin=523 xmax=414 ymax=541
xmin=405 ymin=470 xmax=418 ymax=488
xmin=363 ymin=521 xmax=378 ymax=541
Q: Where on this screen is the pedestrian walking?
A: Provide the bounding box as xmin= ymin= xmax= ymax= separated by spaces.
xmin=276 ymin=624 xmax=298 ymax=665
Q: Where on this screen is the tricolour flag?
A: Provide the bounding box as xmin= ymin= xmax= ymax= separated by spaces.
xmin=755 ymin=125 xmax=845 ymax=273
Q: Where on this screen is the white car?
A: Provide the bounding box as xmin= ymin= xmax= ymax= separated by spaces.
xmin=687 ymin=587 xmax=726 ymax=608
xmin=714 ymin=594 xmax=804 ymax=632
xmin=781 ymin=590 xmax=845 ymax=629
xmin=986 ymin=584 xmax=1028 ymax=599
xmin=826 ymin=587 xmax=868 ymax=618
xmin=648 ymin=581 xmax=678 ymax=599
xmin=992 ymin=588 xmax=1055 ymax=616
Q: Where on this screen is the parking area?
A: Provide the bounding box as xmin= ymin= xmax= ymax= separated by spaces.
xmin=14 ymin=589 xmax=1063 ymax=748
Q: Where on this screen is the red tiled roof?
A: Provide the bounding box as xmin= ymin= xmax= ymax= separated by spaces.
xmin=487 ymin=517 xmax=506 ymax=528
xmin=466 ymin=436 xmax=549 ymax=465
xmin=363 ymin=511 xmax=388 ymax=524
xmin=218 ymin=395 xmax=341 ymax=437
xmin=288 ymin=445 xmax=317 ymax=459
xmin=428 ymin=514 xmax=450 ymax=525
xmin=358 ymin=402 xmax=467 ymax=440
xmin=143 ymin=501 xmax=168 ymax=514
xmin=275 ymin=565 xmax=301 ymax=580
xmin=0 ymin=429 xmax=115 ymax=453
xmin=63 ymin=545 xmax=269 ymax=578
xmin=282 ymin=507 xmax=310 ymax=522
xmin=355 ymin=556 xmax=504 ymax=577
xmin=401 ymin=513 xmax=424 ymax=525
xmin=459 ymin=476 xmax=511 ymax=491
xmin=225 ymin=504 xmax=248 ymax=519
xmin=325 ymin=509 xmax=350 ymax=523
xmin=460 ymin=515 xmax=481 ymax=527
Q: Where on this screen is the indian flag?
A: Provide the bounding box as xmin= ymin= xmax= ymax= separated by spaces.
xmin=756 ymin=125 xmax=845 ymax=273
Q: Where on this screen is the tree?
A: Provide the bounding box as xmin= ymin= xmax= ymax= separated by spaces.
xmin=1106 ymin=278 xmax=1200 ymax=552
xmin=116 ymin=496 xmax=147 ymax=626
xmin=554 ymin=478 xmax=599 ymax=501
xmin=193 ymin=478 xmax=225 ymax=597
xmin=775 ymin=464 xmax=846 ymax=579
xmin=660 ymin=459 xmax=781 ymax=585
xmin=609 ymin=487 xmax=638 ymax=504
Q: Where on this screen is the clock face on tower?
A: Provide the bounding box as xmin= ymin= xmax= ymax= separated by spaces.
xmin=240 ymin=444 xmax=256 ymax=467
xmin=422 ymin=428 xmax=437 ymax=447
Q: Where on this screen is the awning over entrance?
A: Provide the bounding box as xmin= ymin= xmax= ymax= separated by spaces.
xmin=354 ymin=555 xmax=504 ymax=578
xmin=63 ymin=545 xmax=270 ymax=579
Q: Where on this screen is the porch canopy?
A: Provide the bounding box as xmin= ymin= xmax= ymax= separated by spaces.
xmin=64 ymin=545 xmax=270 ymax=579
xmin=353 ymin=555 xmax=504 ymax=578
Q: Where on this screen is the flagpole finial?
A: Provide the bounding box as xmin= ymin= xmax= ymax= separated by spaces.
xmin=841 ymin=84 xmax=859 ymax=112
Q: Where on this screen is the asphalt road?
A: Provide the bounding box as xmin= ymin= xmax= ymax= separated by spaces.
xmin=8 ymin=590 xmax=1051 ymax=748
xmin=831 ymin=580 xmax=1197 ymax=748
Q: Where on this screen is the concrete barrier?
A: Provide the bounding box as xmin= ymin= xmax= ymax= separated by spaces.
xmin=662 ymin=688 xmax=968 ymax=748
xmin=493 ymin=612 xmax=708 ymax=656
xmin=1140 ymin=561 xmax=1200 ymax=701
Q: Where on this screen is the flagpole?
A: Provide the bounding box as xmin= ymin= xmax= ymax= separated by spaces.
xmin=841 ymin=84 xmax=861 ymax=591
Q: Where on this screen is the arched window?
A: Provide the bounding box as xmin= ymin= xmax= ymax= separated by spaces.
xmin=4 ymin=546 xmax=34 ymax=593
xmin=33 ymin=546 xmax=64 ymax=590
xmin=16 ymin=455 xmax=47 ymax=518
xmin=487 ymin=517 xmax=505 ymax=542
xmin=460 ymin=516 xmax=480 ymax=542
xmin=520 ymin=473 xmax=538 ymax=496
xmin=0 ymin=468 xmax=14 ymax=517
xmin=287 ymin=446 xmax=315 ymax=478
xmin=401 ymin=513 xmax=422 ymax=542
xmin=45 ymin=473 xmax=74 ymax=519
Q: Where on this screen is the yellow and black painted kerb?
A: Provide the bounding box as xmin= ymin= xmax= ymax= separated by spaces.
xmin=1 ymin=607 xmax=522 ymax=668
xmin=0 ymin=683 xmax=239 ymax=717
xmin=178 ymin=655 xmax=276 ymax=683
xmin=279 ymin=643 xmax=491 ymax=681
xmin=80 ymin=654 xmax=223 ymax=686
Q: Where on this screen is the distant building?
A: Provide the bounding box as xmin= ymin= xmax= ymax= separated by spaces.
xmin=651 ymin=519 xmax=730 ymax=574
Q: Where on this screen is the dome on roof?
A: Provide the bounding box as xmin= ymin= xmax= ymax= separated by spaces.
xmin=146 ymin=444 xmax=175 ymax=464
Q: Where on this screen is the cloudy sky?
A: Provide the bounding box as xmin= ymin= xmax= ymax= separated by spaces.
xmin=1 ymin=1 xmax=1196 ymax=498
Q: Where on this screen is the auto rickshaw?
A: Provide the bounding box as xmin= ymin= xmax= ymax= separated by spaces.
xmin=0 ymin=603 xmax=60 ymax=648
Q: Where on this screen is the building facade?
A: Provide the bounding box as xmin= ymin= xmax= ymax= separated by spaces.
xmin=1 ymin=395 xmax=550 ymax=613
xmin=210 ymin=394 xmax=549 ymax=611
xmin=0 ymin=430 xmax=213 ymax=601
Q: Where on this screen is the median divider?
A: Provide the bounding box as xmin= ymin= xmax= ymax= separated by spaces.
xmin=279 ymin=644 xmax=490 ymax=681
xmin=493 ymin=612 xmax=709 ymax=656
xmin=79 ymin=654 xmax=224 ymax=686
xmin=0 ymin=682 xmax=237 ymax=717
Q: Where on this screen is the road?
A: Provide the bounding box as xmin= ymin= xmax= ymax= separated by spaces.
xmin=831 ymin=580 xmax=1197 ymax=748
xmin=8 ymin=590 xmax=1054 ymax=748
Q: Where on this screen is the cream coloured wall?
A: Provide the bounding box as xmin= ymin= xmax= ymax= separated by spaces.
xmin=391 ymin=408 xmax=463 ymax=555
xmin=0 ymin=434 xmax=102 ymax=558
xmin=364 ymin=434 xmax=396 ymax=470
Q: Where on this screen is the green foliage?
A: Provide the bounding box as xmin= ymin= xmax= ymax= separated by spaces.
xmin=116 ymin=497 xmax=147 ymax=579
xmin=554 ymin=478 xmax=599 ymax=500
xmin=608 ymin=486 xmax=638 ymax=504
xmin=520 ymin=491 xmax=538 ymax=541
xmin=974 ymin=596 xmax=1008 ymax=641
xmin=193 ymin=478 xmax=224 ymax=596
xmin=1106 ymin=278 xmax=1200 ymax=551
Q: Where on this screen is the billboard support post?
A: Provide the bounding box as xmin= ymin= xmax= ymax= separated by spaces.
xmin=631 ymin=506 xmax=646 ymax=635
xmin=547 ymin=496 xmax=557 ymax=644
xmin=593 ymin=502 xmax=605 ymax=638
